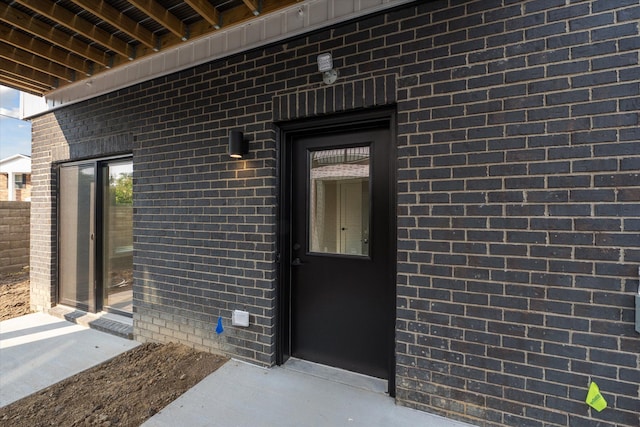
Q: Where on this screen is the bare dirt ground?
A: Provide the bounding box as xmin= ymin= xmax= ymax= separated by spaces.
xmin=0 ymin=270 xmax=31 ymax=321
xmin=0 ymin=272 xmax=228 ymax=426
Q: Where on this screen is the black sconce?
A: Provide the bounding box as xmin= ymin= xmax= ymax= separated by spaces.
xmin=229 ymin=130 xmax=248 ymax=159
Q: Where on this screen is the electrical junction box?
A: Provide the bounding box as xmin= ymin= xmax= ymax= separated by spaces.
xmin=232 ymin=310 xmax=250 ymax=327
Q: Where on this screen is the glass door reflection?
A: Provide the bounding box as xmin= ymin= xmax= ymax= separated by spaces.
xmin=59 ymin=163 xmax=95 ymax=311
xmin=102 ymin=160 xmax=133 ymax=314
xmin=309 ymin=146 xmax=370 ymax=256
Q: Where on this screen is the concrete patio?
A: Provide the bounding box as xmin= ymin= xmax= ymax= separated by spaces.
xmin=1 ymin=313 xmax=477 ymax=427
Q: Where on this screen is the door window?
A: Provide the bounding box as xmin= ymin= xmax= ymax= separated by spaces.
xmin=309 ymin=147 xmax=370 ymax=256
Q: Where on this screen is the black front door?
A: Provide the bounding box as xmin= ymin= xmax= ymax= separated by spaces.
xmin=285 ymin=123 xmax=394 ymax=380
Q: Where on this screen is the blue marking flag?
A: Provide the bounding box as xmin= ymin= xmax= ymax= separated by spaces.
xmin=216 ymin=316 xmax=224 ymax=334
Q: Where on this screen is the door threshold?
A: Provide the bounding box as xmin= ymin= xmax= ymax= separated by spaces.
xmin=283 ymin=358 xmax=387 ymax=395
xmin=48 ymin=305 xmax=133 ymax=340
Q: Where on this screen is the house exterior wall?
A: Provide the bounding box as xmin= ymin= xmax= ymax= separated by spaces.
xmin=0 ymin=173 xmax=31 ymax=201
xmin=0 ymin=174 xmax=7 ymax=200
xmin=0 ymin=155 xmax=32 ymax=201
xmin=30 ymin=1 xmax=639 ymax=426
xmin=15 ymin=174 xmax=32 ymax=202
xmin=30 ymin=114 xmax=59 ymax=312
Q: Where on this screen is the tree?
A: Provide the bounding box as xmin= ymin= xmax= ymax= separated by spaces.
xmin=112 ymin=173 xmax=132 ymax=205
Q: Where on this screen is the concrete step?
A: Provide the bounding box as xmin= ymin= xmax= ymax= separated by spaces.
xmin=48 ymin=305 xmax=133 ymax=340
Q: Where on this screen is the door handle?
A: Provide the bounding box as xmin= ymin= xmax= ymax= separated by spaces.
xmin=291 ymin=257 xmax=304 ymax=266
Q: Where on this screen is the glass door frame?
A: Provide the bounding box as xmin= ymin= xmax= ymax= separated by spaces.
xmin=57 ymin=154 xmax=133 ymax=317
xmin=58 ymin=161 xmax=96 ymax=312
xmin=98 ymin=158 xmax=134 ymax=316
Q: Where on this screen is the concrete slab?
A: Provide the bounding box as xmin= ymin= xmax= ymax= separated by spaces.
xmin=144 ymin=359 xmax=477 ymax=427
xmin=48 ymin=305 xmax=134 ymax=339
xmin=0 ymin=312 xmax=139 ymax=408
xmin=1 ymin=313 xmax=477 ymax=426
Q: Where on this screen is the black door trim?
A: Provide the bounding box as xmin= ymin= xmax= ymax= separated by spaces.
xmin=55 ymin=154 xmax=133 ymax=317
xmin=276 ymin=107 xmax=397 ymax=395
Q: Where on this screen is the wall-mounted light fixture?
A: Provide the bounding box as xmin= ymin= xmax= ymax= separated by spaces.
xmin=229 ymin=130 xmax=248 ymax=159
xmin=317 ymin=52 xmax=338 ymax=85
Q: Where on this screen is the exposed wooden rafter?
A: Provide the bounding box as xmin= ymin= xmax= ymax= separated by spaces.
xmin=1 ymin=0 xmax=302 ymax=96
xmin=0 ymin=72 xmax=52 ymax=96
xmin=127 ymin=0 xmax=187 ymax=40
xmin=0 ymin=59 xmax=58 ymax=90
xmin=184 ymin=0 xmax=222 ymax=29
xmin=11 ymin=0 xmax=134 ymax=59
xmin=0 ymin=23 xmax=91 ymax=76
xmin=0 ymin=39 xmax=75 ymax=83
xmin=68 ymin=0 xmax=161 ymax=50
xmin=242 ymin=0 xmax=261 ymax=16
xmin=0 ymin=3 xmax=112 ymax=68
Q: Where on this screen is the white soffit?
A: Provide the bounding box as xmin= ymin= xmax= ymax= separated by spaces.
xmin=25 ymin=0 xmax=415 ymax=118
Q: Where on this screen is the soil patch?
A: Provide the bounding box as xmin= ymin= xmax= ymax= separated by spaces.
xmin=0 ymin=270 xmax=31 ymax=321
xmin=0 ymin=273 xmax=229 ymax=426
xmin=0 ymin=342 xmax=228 ymax=426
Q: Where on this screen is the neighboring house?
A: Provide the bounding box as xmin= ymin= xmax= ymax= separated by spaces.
xmin=16 ymin=1 xmax=640 ymax=426
xmin=0 ymin=154 xmax=31 ymax=202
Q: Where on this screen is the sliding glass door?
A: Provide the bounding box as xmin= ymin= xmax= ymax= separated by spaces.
xmin=59 ymin=163 xmax=96 ymax=311
xmin=102 ymin=160 xmax=133 ymax=314
xmin=58 ymin=157 xmax=133 ymax=315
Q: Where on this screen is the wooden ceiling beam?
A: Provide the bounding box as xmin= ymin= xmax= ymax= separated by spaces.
xmin=0 ymin=24 xmax=92 ymax=76
xmin=0 ymin=72 xmax=49 ymax=96
xmin=12 ymin=0 xmax=133 ymax=59
xmin=1 ymin=0 xmax=301 ymax=95
xmin=189 ymin=0 xmax=296 ymax=36
xmin=0 ymin=3 xmax=112 ymax=68
xmin=184 ymin=0 xmax=221 ymax=29
xmin=0 ymin=41 xmax=75 ymax=82
xmin=69 ymin=0 xmax=159 ymax=50
xmin=242 ymin=0 xmax=261 ymax=16
xmin=0 ymin=58 xmax=58 ymax=90
xmin=127 ymin=0 xmax=187 ymax=40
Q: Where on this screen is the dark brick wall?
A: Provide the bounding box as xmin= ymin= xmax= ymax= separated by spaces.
xmin=391 ymin=2 xmax=639 ymax=426
xmin=30 ymin=113 xmax=59 ymax=312
xmin=31 ymin=1 xmax=640 ymax=426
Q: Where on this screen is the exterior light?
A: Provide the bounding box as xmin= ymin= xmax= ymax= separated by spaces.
xmin=229 ymin=131 xmax=248 ymax=159
xmin=317 ymin=53 xmax=333 ymax=72
xmin=317 ymin=53 xmax=338 ymax=85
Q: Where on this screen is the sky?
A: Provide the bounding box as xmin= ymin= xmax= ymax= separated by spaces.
xmin=0 ymin=85 xmax=32 ymax=160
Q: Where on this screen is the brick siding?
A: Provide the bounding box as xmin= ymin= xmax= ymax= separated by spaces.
xmin=30 ymin=1 xmax=640 ymax=426
xmin=0 ymin=201 xmax=30 ymax=274
xmin=15 ymin=174 xmax=32 ymax=202
xmin=0 ymin=174 xmax=32 ymax=201
xmin=30 ymin=114 xmax=60 ymax=312
xmin=0 ymin=174 xmax=7 ymax=200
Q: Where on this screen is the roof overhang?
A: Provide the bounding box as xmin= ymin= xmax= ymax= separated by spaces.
xmin=6 ymin=0 xmax=416 ymax=119
xmin=0 ymin=154 xmax=31 ymax=173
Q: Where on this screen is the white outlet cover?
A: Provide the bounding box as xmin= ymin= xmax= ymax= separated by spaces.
xmin=232 ymin=310 xmax=250 ymax=327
